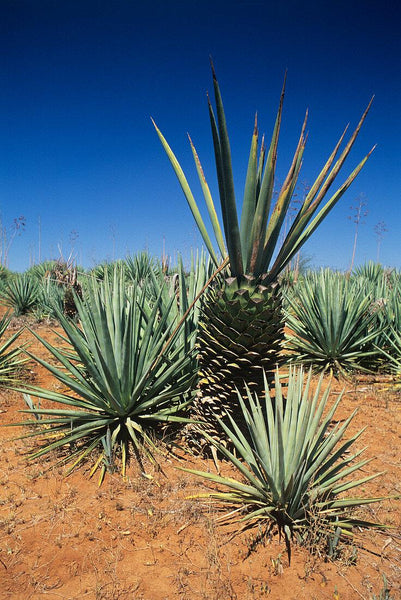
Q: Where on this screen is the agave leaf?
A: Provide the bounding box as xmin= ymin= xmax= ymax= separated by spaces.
xmin=188 ymin=136 xmax=227 ymax=259
xmin=210 ymin=61 xmax=243 ymax=276
xmin=256 ymin=135 xmax=266 ymax=198
xmin=260 ymin=111 xmax=307 ymax=273
xmin=239 ymin=115 xmax=259 ymax=268
xmin=247 ymin=76 xmax=286 ymax=275
xmin=331 ymin=471 xmax=385 ymax=496
xmin=179 ymin=466 xmax=268 ymax=500
xmin=270 ymin=147 xmax=375 ymax=278
xmin=152 ymin=119 xmax=219 ymax=265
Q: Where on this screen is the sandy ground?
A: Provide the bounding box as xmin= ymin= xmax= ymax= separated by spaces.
xmin=0 ymin=316 xmax=400 ymax=599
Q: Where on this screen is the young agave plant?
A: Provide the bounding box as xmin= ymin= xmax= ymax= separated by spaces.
xmin=352 ymin=261 xmax=386 ymax=283
xmin=26 ymin=260 xmax=59 ymax=281
xmin=0 ymin=273 xmax=39 ymax=316
xmin=13 ymin=268 xmax=198 ymax=482
xmin=365 ymin=273 xmax=401 ymax=364
xmin=378 ymin=328 xmax=401 ymax=378
xmin=153 ymin=62 xmax=374 ymax=439
xmin=0 ymin=312 xmax=27 ymax=383
xmin=181 ymin=367 xmax=386 ymax=562
xmin=89 ymin=260 xmax=126 ymax=282
xmin=284 ymin=269 xmax=382 ymax=376
xmin=124 ymin=251 xmax=158 ymax=287
xmin=148 ymin=250 xmax=213 ymax=352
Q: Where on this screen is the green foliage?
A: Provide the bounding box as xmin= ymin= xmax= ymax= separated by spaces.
xmin=124 ymin=251 xmax=158 ymax=286
xmin=181 ymin=367 xmax=386 ymax=562
xmin=154 ymin=63 xmax=373 ymax=283
xmin=88 ymin=260 xmax=126 ymax=282
xmin=351 ymin=261 xmax=399 ymax=285
xmin=0 ymin=265 xmax=14 ymax=286
xmin=352 ymin=261 xmax=384 ymax=282
xmin=14 ymin=268 xmax=199 ymax=480
xmin=284 ymin=270 xmax=382 ymax=376
xmin=366 ymin=274 xmax=401 ymax=364
xmin=0 ymin=273 xmax=39 ymax=316
xmin=24 ymin=260 xmax=83 ymax=321
xmin=378 ymin=328 xmax=401 ymax=377
xmin=25 ymin=261 xmax=59 ymax=281
xmin=371 ymin=575 xmax=393 ymax=600
xmin=0 ymin=312 xmax=27 ymax=383
xmin=34 ymin=278 xmax=66 ymax=321
xmin=149 ymin=250 xmax=212 ymax=346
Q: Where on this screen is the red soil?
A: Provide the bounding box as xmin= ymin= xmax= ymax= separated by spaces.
xmin=0 ymin=316 xmax=400 ymax=599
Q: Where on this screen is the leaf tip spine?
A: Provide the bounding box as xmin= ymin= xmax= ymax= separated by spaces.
xmin=209 ymin=56 xmax=217 ymax=80
xmin=366 ymin=95 xmax=375 ymax=111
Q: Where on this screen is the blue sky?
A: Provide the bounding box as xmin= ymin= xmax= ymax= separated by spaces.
xmin=1 ymin=0 xmax=400 ymax=272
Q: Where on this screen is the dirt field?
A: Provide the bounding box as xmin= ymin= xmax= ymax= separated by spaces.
xmin=0 ymin=317 xmax=400 ymax=599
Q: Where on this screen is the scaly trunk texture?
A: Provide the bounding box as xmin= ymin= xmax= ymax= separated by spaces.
xmin=191 ymin=276 xmax=285 ymax=445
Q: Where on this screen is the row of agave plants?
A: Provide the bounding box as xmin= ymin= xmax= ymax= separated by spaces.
xmin=0 ymin=65 xmax=398 ymax=562
xmin=2 ymin=257 xmax=400 ymax=381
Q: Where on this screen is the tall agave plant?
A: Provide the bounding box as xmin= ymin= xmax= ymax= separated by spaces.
xmin=153 ymin=63 xmax=374 ymax=438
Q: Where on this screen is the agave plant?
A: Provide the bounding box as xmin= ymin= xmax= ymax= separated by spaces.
xmin=0 ymin=312 xmax=27 ymax=383
xmin=148 ymin=251 xmax=212 ymax=342
xmin=32 ymin=278 xmax=66 ymax=321
xmin=0 ymin=273 xmax=39 ymax=316
xmin=377 ymin=327 xmax=401 ymax=378
xmin=153 ymin=63 xmax=374 ymax=439
xmin=0 ymin=265 xmax=14 ymax=286
xmin=26 ymin=260 xmax=59 ymax=281
xmin=352 ymin=261 xmax=386 ymax=283
xmin=181 ymin=367 xmax=385 ymax=561
xmin=341 ymin=269 xmax=401 ymax=372
xmin=13 ymin=268 xmax=198 ymax=481
xmin=43 ymin=257 xmax=83 ymax=318
xmin=25 ymin=260 xmax=78 ymax=321
xmin=284 ymin=269 xmax=382 ymax=376
xmin=124 ymin=251 xmax=158 ymax=287
xmin=89 ymin=260 xmax=126 ymax=282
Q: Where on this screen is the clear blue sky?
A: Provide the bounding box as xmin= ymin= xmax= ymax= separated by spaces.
xmin=1 ymin=0 xmax=400 ymax=272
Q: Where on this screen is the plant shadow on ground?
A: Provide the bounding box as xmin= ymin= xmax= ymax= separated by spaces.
xmin=0 ymin=320 xmax=400 ymax=599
